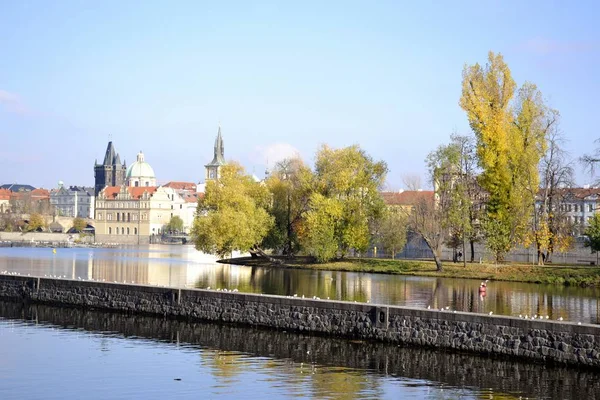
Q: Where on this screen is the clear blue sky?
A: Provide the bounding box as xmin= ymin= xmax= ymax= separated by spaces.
xmin=1 ymin=0 xmax=598 ymax=190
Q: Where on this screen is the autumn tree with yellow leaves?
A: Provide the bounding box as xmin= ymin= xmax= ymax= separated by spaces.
xmin=460 ymin=51 xmax=557 ymax=262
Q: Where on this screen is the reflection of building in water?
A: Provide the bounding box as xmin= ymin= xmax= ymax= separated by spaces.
xmin=87 ymin=249 xmax=219 ymax=287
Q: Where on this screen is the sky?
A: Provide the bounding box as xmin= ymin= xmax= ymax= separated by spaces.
xmin=1 ymin=0 xmax=599 ymax=190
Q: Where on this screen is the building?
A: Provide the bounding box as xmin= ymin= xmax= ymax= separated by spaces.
xmin=9 ymin=188 xmax=52 ymax=214
xmin=94 ymin=186 xmax=158 ymax=244
xmin=0 ymin=189 xmax=11 ymax=213
xmin=126 ymin=151 xmax=157 ymax=187
xmin=50 ymin=183 xmax=95 ymax=218
xmin=0 ymin=183 xmax=36 ymax=192
xmin=205 ymin=126 xmax=225 ymax=181
xmin=536 ymin=187 xmax=600 ymax=235
xmin=94 ymin=141 xmax=127 ymax=195
xmin=380 ymin=190 xmax=435 ymax=212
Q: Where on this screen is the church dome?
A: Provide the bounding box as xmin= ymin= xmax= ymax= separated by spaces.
xmin=126 ymin=151 xmax=157 ymax=187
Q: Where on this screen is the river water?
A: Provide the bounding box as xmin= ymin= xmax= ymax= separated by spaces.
xmin=1 ymin=302 xmax=599 ymax=400
xmin=1 ymin=245 xmax=600 ymax=399
xmin=1 ymin=245 xmax=598 ymax=324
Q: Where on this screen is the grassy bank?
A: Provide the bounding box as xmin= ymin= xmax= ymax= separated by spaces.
xmin=221 ymin=256 xmax=600 ymax=287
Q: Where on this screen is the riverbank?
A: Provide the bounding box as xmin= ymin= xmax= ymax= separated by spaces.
xmin=221 ymin=256 xmax=600 ymax=287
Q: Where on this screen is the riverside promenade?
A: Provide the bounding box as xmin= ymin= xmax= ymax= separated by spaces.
xmin=1 ymin=273 xmax=599 ymax=368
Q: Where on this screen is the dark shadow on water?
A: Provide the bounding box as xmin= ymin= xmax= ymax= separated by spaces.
xmin=0 ymin=301 xmax=598 ymax=400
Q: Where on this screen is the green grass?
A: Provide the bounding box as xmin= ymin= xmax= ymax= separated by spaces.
xmin=222 ymin=256 xmax=600 ymax=287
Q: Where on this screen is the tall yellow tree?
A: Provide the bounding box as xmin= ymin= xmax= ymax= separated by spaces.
xmin=460 ymin=51 xmax=552 ymax=262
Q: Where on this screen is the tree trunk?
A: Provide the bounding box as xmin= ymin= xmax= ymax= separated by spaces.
xmin=250 ymin=245 xmax=284 ymax=265
xmin=470 ymin=240 xmax=475 ymax=263
xmin=433 ymin=252 xmax=443 ymax=271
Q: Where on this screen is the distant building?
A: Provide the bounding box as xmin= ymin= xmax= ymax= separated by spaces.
xmin=536 ymin=187 xmax=599 ymax=235
xmin=0 ymin=183 xmax=36 ymax=192
xmin=8 ymin=188 xmax=52 ymax=214
xmin=94 ymin=141 xmax=127 ymax=195
xmin=205 ymin=126 xmax=225 ymax=181
xmin=0 ymin=188 xmax=11 ymax=213
xmin=381 ymin=190 xmax=435 ymax=211
xmin=126 ymin=151 xmax=157 ymax=187
xmin=50 ymin=183 xmax=95 ymax=218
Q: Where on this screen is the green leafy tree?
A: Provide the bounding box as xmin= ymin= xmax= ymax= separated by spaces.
xmin=71 ymin=217 xmax=87 ymax=233
xmin=299 ymin=193 xmax=343 ymax=262
xmin=165 ymin=215 xmax=184 ymax=233
xmin=377 ymin=208 xmax=408 ymax=259
xmin=584 ymin=214 xmax=600 ymax=265
xmin=427 ymin=134 xmax=481 ymax=265
xmin=264 ymin=157 xmax=314 ymax=256
xmin=27 ymin=213 xmax=46 ymax=232
xmin=192 ymin=163 xmax=274 ymax=258
xmin=298 ymin=145 xmax=387 ymax=261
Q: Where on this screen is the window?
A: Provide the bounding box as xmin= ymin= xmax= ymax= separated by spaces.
xmin=109 ymin=227 xmax=112 ymax=234
xmin=127 ymin=227 xmax=130 ymax=235
xmin=135 ymin=181 xmax=139 ymax=187
xmin=574 ymin=204 xmax=578 ymax=212
xmin=97 ymin=213 xmax=103 ymax=220
xmin=127 ymin=213 xmax=131 ymax=222
xmin=107 ymin=213 xmax=113 ymax=221
xmin=180 ymin=204 xmax=182 ymax=209
xmin=121 ymin=227 xmax=124 ymax=235
xmin=145 ymin=182 xmax=149 ymax=187
xmin=117 ymin=213 xmax=120 ymax=222
xmin=590 ymin=204 xmax=594 ymax=212
xmin=134 ymin=227 xmax=137 ymax=234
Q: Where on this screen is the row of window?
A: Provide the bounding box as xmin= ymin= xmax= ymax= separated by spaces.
xmin=97 ymin=212 xmax=147 ymax=221
xmin=570 ymin=216 xmax=593 ymax=224
xmin=108 ymin=227 xmax=138 ymax=235
xmin=560 ymin=204 xmax=595 ymax=213
xmin=97 ymin=202 xmax=150 ymax=209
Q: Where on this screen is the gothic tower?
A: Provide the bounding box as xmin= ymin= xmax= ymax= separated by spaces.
xmin=205 ymin=125 xmax=225 ymax=181
xmin=94 ymin=141 xmax=127 ymax=195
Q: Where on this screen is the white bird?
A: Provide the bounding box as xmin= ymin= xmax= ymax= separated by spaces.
xmin=206 ymin=287 xmax=211 ymax=290
xmin=427 ymin=305 xmax=431 ymax=310
xmin=293 ymin=294 xmax=298 ymax=297
xmin=545 ymin=316 xmax=549 ymax=319
xmin=519 ymin=314 xmax=523 ymax=318
xmin=445 ymin=306 xmax=450 ymax=310
xmin=558 ymin=317 xmax=563 ymax=321
xmin=578 ymin=322 xmax=582 ymax=325
xmin=453 ymin=310 xmax=457 ymax=313
xmin=489 ymin=311 xmax=493 ymax=315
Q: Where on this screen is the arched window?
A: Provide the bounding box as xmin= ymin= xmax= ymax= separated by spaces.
xmin=109 ymin=227 xmax=112 ymax=234
xmin=134 ymin=227 xmax=137 ymax=235
xmin=127 ymin=227 xmax=130 ymax=235
xmin=121 ymin=227 xmax=124 ymax=235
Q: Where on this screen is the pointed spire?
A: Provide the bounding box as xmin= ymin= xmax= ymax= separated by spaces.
xmin=208 ymin=124 xmax=226 ymax=166
xmin=103 ymin=141 xmax=116 ymax=165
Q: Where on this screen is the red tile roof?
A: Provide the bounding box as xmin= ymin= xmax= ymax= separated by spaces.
xmin=381 ymin=191 xmax=434 ymax=206
xmin=0 ymin=189 xmax=11 ymax=200
xmin=163 ymin=181 xmax=197 ymax=191
xmin=102 ymin=186 xmax=158 ymax=200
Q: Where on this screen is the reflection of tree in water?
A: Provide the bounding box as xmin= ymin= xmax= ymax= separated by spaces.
xmin=203 ymin=350 xmax=245 ymax=383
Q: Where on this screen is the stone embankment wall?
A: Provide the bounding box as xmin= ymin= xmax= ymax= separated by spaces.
xmin=1 ymin=274 xmax=598 ymax=367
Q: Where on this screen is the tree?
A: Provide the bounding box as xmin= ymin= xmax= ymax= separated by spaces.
xmin=298 ymin=145 xmax=387 ymax=261
xmin=581 ymin=138 xmax=600 ymax=184
xmin=165 ymin=215 xmax=184 ymax=233
xmin=427 ymin=133 xmax=481 ymax=265
xmin=376 ymin=207 xmax=408 ymax=259
xmin=191 ymin=163 xmax=274 ymax=258
xmin=264 ymin=157 xmax=313 ymax=256
xmin=460 ymin=51 xmax=553 ymax=262
xmin=532 ymin=127 xmax=575 ymax=263
xmin=408 ymin=196 xmax=445 ymax=271
xmin=71 ymin=217 xmax=87 ymax=233
xmin=27 ymin=213 xmax=46 ymax=232
xmin=584 ymin=214 xmax=600 ymax=266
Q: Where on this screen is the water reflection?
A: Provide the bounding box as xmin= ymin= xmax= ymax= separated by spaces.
xmin=1 ymin=246 xmax=599 ymax=324
xmin=0 ymin=301 xmax=598 ymax=400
